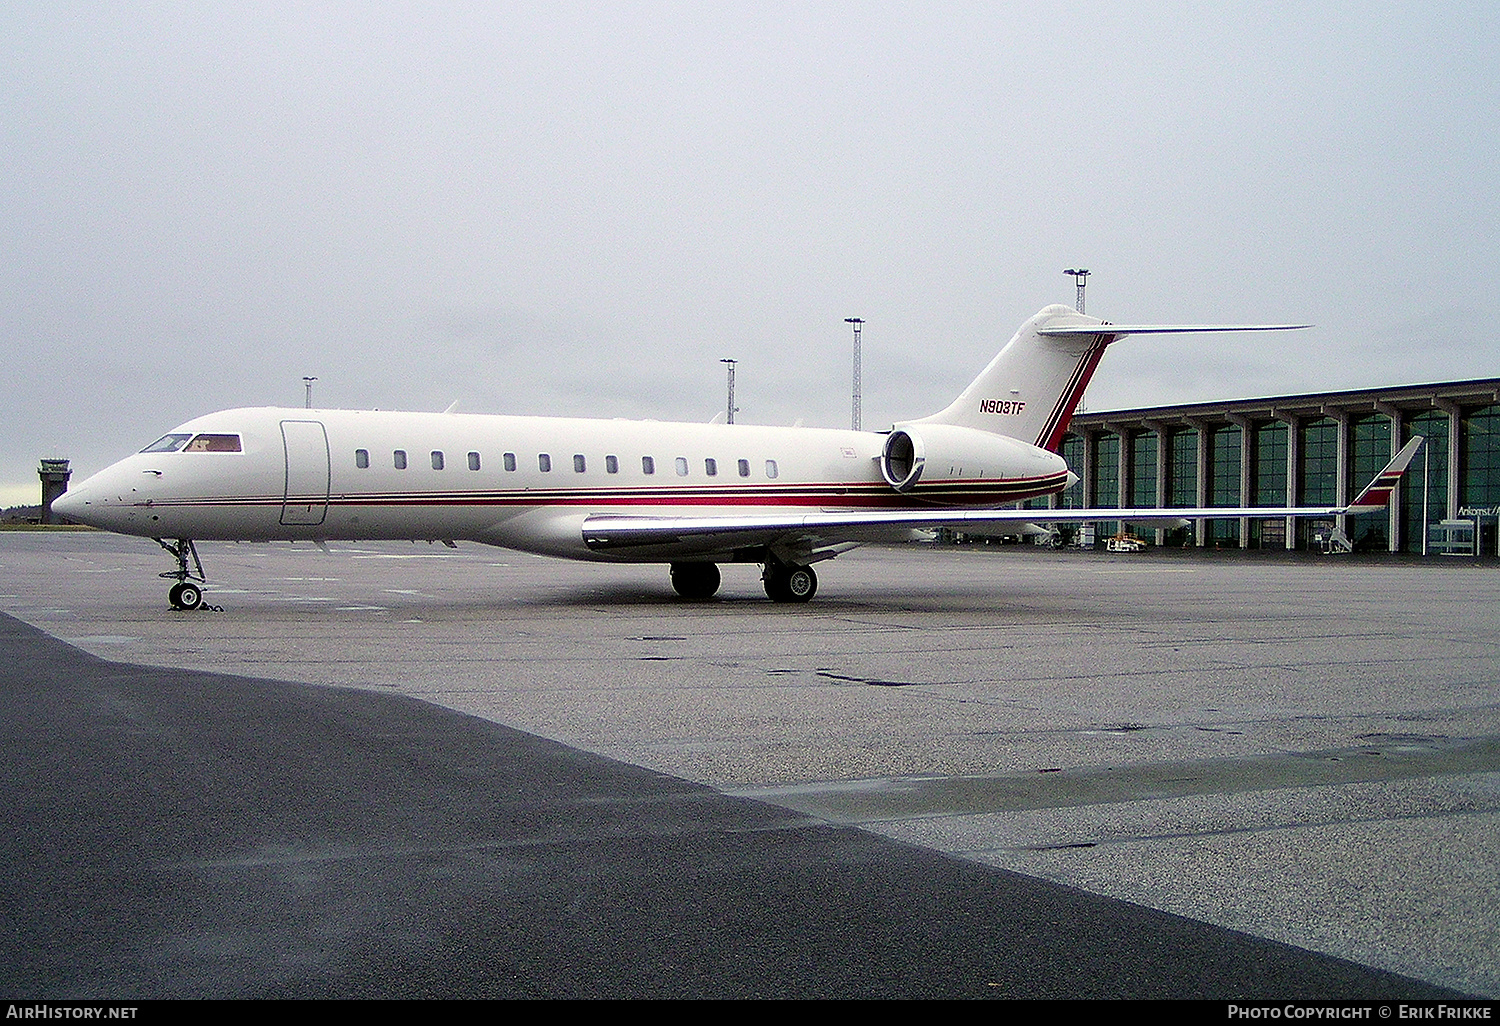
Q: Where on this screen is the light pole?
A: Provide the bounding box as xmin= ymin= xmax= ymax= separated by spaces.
xmin=302 ymin=376 xmax=318 ymax=409
xmin=1064 ymin=268 xmax=1090 ymax=313
xmin=720 ymin=359 xmax=737 ymax=424
xmin=845 ymin=318 xmax=864 ymax=431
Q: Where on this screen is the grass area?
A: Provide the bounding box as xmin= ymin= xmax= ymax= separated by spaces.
xmin=0 ymin=523 xmax=97 ymax=531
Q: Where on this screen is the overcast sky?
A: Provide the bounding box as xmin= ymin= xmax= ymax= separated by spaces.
xmin=3 ymin=2 xmax=1497 ymax=505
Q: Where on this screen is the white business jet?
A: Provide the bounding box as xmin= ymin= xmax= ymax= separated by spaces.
xmin=53 ymin=305 xmax=1421 ymax=609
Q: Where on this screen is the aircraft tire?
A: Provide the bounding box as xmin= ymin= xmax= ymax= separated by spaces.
xmin=763 ymin=563 xmax=816 ymax=603
xmin=669 ymin=562 xmax=721 ymax=600
xmin=169 ymin=582 xmax=203 ymax=611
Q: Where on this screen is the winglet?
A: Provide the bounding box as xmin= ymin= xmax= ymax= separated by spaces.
xmin=1345 ymin=436 xmax=1424 ymax=512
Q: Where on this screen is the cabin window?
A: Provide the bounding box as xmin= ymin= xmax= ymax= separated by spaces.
xmin=394 ymin=450 xmax=408 ymax=470
xmin=605 ymin=455 xmax=619 ymax=474
xmin=539 ymin=454 xmax=552 ymax=472
xmin=642 ymin=456 xmax=655 ymax=475
xmin=675 ymin=457 xmax=689 ymax=476
xmin=185 ymin=433 xmax=242 ymax=452
xmin=574 ymin=454 xmax=586 ymax=473
xmin=431 ymin=451 xmax=445 ymax=470
xmin=738 ymin=459 xmax=750 ymax=477
xmin=503 ymin=452 xmax=517 ymax=472
xmin=468 ymin=451 xmax=481 ymax=471
xmin=765 ymin=459 xmax=778 ymax=479
xmin=141 ymin=433 xmax=192 ymax=453
xmin=704 ymin=458 xmax=717 ymax=476
xmin=355 ymin=449 xmax=369 ymax=469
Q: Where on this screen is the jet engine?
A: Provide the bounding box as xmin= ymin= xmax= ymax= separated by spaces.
xmin=880 ymin=423 xmax=1065 ymax=495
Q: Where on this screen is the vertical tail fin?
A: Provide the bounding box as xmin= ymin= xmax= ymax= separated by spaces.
xmin=913 ymin=307 xmax=1312 ymax=451
xmin=914 ymin=305 xmax=1119 ymax=451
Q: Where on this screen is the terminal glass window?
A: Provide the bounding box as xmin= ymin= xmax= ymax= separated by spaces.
xmin=1166 ymin=429 xmax=1197 ymax=507
xmin=1206 ymin=518 xmax=1238 ymax=546
xmin=1209 ymin=425 xmax=1241 ymax=507
xmin=1461 ymin=405 xmax=1500 ymax=507
xmin=1129 ymin=432 xmax=1157 ymax=508
xmin=1299 ymin=418 xmax=1338 ymax=505
xmin=1402 ymin=412 xmax=1448 ymax=552
xmin=1060 ymin=434 xmax=1084 ymax=508
xmin=1252 ymin=422 xmax=1288 ymax=506
xmin=1349 ymin=414 xmax=1392 ymax=549
xmin=1092 ymin=433 xmax=1120 ymax=508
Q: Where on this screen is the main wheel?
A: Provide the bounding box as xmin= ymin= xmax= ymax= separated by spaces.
xmin=669 ymin=562 xmax=721 ymax=600
xmin=168 ymin=582 xmax=203 ymax=611
xmin=763 ymin=563 xmax=816 ymax=603
xmin=784 ymin=565 xmax=816 ymax=602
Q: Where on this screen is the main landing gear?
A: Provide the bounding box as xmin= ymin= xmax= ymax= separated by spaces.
xmin=762 ymin=559 xmax=817 ymax=603
xmin=669 ymin=561 xmax=721 ymax=600
xmin=667 ymin=559 xmax=817 ymax=602
xmin=156 ymin=538 xmax=206 ymax=611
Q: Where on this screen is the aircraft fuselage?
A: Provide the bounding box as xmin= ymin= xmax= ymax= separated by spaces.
xmin=60 ymin=406 xmax=1070 ymax=563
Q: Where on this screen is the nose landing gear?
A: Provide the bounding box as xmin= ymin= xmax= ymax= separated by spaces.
xmin=156 ymin=538 xmax=206 ymax=610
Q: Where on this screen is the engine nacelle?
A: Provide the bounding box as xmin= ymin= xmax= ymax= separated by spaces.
xmin=880 ymin=423 xmax=1066 ymax=498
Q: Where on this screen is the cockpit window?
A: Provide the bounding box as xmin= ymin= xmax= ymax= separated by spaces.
xmin=140 ymin=433 xmax=192 ymax=453
xmin=184 ymin=433 xmax=242 ymax=452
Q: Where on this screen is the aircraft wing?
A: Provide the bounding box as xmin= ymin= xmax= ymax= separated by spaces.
xmin=583 ymin=437 xmax=1423 ymax=555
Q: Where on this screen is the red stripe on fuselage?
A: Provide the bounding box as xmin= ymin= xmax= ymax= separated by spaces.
xmin=144 ymin=473 xmax=1071 ymax=512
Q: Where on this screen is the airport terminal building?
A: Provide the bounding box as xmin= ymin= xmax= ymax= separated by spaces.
xmin=1045 ymin=378 xmax=1500 ymax=555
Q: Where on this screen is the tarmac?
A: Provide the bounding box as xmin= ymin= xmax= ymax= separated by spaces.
xmin=1 ymin=531 xmax=1495 ymax=998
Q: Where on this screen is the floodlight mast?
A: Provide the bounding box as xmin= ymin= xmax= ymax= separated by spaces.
xmin=845 ymin=318 xmax=864 ymax=431
xmin=720 ymin=359 xmax=737 ymax=424
xmin=1064 ymin=268 xmax=1090 ymax=314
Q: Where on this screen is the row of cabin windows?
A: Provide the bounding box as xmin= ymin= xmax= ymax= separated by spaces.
xmin=353 ymin=449 xmax=779 ymax=479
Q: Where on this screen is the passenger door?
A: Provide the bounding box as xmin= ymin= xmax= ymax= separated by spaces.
xmin=280 ymin=420 xmax=330 ymax=526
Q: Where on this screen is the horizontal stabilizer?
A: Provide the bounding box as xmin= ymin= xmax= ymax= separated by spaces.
xmin=1037 ymin=323 xmax=1312 ymax=337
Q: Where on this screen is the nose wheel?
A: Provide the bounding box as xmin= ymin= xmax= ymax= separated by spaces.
xmin=168 ymin=581 xmax=204 ymax=611
xmin=156 ymin=537 xmax=207 ymax=611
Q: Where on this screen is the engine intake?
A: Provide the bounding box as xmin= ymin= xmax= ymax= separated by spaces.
xmin=881 ymin=429 xmax=925 ymax=491
xmin=880 ymin=424 xmax=1067 ymax=499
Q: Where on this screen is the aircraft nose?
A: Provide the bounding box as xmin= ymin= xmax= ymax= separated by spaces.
xmin=50 ymin=484 xmax=89 ymax=524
